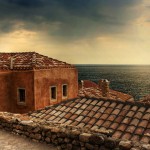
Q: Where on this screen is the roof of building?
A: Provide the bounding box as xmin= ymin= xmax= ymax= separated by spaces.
xmin=79 ymin=80 xmax=133 ymax=101
xmin=0 ymin=52 xmax=74 ymax=70
xmin=29 ymin=98 xmax=150 ymax=144
xmin=140 ymin=95 xmax=150 ymax=105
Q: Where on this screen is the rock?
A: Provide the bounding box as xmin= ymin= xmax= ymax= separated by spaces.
xmin=105 ymin=137 xmax=117 ymax=149
xmin=141 ymin=144 xmax=150 ymax=150
xmin=67 ymin=144 xmax=72 ymax=150
xmin=79 ymin=133 xmax=92 ymax=142
xmin=119 ymin=141 xmax=132 ymax=150
xmin=45 ymin=131 xmax=51 ymax=137
xmin=72 ymin=140 xmax=80 ymax=146
xmin=20 ymin=120 xmax=33 ymax=125
xmin=85 ymin=143 xmax=94 ymax=150
xmin=58 ymin=138 xmax=64 ymax=144
xmin=45 ymin=137 xmax=51 ymax=143
xmin=34 ymin=134 xmax=42 ymax=140
xmin=33 ymin=127 xmax=40 ymax=133
xmin=99 ymin=146 xmax=109 ymax=150
xmin=70 ymin=129 xmax=80 ymax=139
xmin=89 ymin=134 xmax=105 ymax=145
xmin=51 ymin=127 xmax=60 ymax=133
xmin=64 ymin=138 xmax=70 ymax=143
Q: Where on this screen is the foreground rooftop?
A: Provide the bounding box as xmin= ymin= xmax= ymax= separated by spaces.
xmin=29 ymin=97 xmax=150 ymax=144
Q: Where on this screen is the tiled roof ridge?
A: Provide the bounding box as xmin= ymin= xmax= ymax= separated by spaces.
xmin=0 ymin=51 xmax=75 ymax=70
xmin=30 ymin=97 xmax=150 ymax=115
xmin=80 ymin=97 xmax=150 ymax=108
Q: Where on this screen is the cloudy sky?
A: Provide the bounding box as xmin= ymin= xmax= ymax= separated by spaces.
xmin=0 ymin=0 xmax=149 ymax=64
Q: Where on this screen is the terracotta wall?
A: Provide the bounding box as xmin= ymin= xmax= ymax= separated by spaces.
xmin=0 ymin=68 xmax=78 ymax=113
xmin=34 ymin=68 xmax=78 ymax=110
xmin=0 ymin=71 xmax=12 ymax=111
xmin=10 ymin=71 xmax=34 ymax=113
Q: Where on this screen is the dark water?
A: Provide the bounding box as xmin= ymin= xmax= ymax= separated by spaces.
xmin=75 ymin=65 xmax=150 ymax=100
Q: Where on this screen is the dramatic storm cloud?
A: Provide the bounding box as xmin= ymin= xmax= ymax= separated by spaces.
xmin=0 ymin=0 xmax=149 ymax=64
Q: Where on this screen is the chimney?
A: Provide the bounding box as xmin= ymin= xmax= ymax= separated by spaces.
xmin=10 ymin=57 xmax=14 ymax=69
xmin=81 ymin=80 xmax=84 ymax=90
xmin=98 ymin=79 xmax=110 ymax=97
xmin=32 ymin=53 xmax=36 ymax=67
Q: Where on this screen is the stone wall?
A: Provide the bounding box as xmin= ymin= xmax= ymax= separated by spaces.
xmin=0 ymin=112 xmax=149 ymax=150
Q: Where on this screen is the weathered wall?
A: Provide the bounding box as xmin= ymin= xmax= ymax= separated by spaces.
xmin=0 ymin=67 xmax=78 ymax=113
xmin=34 ymin=68 xmax=78 ymax=110
xmin=0 ymin=112 xmax=149 ymax=150
xmin=0 ymin=71 xmax=12 ymax=111
xmin=10 ymin=71 xmax=35 ymax=113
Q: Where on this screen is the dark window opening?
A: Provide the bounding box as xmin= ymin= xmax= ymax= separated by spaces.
xmin=51 ymin=87 xmax=57 ymax=100
xmin=18 ymin=89 xmax=25 ymax=102
xmin=63 ymin=85 xmax=67 ymax=97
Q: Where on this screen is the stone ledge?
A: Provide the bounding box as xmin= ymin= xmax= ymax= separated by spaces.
xmin=0 ymin=112 xmax=149 ymax=150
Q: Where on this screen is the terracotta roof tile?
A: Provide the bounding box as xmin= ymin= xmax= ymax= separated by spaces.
xmin=59 ymin=112 xmax=66 ymax=118
xmin=138 ymin=120 xmax=149 ymax=128
xmin=126 ymin=111 xmax=135 ymax=118
xmin=95 ymin=119 xmax=105 ymax=126
xmin=118 ymin=124 xmax=127 ymax=132
xmin=131 ymin=135 xmax=140 ymax=141
xmin=64 ymin=113 xmax=72 ymax=119
xmin=100 ymin=113 xmax=109 ymax=120
xmin=140 ymin=136 xmax=150 ymax=144
xmin=0 ymin=52 xmax=74 ymax=70
xmin=88 ymin=118 xmax=97 ymax=125
xmin=82 ymin=117 xmax=91 ymax=123
xmin=76 ymin=116 xmax=84 ymax=122
xmin=111 ymin=109 xmax=120 ymax=115
xmin=59 ymin=118 xmax=67 ymax=124
xmin=114 ymin=116 xmax=124 ymax=123
xmin=87 ymin=110 xmax=95 ymax=118
xmin=134 ymin=127 xmax=145 ymax=135
xmin=134 ymin=112 xmax=143 ymax=119
xmin=110 ymin=122 xmax=119 ymax=130
xmin=80 ymin=104 xmax=88 ymax=110
xmin=116 ymin=103 xmax=124 ymax=109
xmin=93 ymin=113 xmax=101 ymax=119
xmin=80 ymin=110 xmax=89 ymax=116
xmin=122 ymin=117 xmax=131 ymax=124
xmin=70 ymin=114 xmax=78 ymax=120
xmin=29 ymin=98 xmax=150 ymax=144
xmin=107 ymin=115 xmax=117 ymax=122
xmin=131 ymin=106 xmax=139 ymax=111
xmin=92 ymin=106 xmax=99 ymax=112
xmin=105 ymin=108 xmax=113 ymax=114
xmin=113 ymin=131 xmax=122 ymax=139
xmin=130 ymin=118 xmax=140 ymax=126
xmin=126 ymin=126 xmax=136 ymax=133
xmin=122 ymin=133 xmax=132 ymax=140
xmin=102 ymin=121 xmax=111 ymax=128
xmin=142 ymin=113 xmax=150 ymax=120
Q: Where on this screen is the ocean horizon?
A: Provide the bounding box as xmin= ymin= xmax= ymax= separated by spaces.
xmin=75 ymin=64 xmax=150 ymax=100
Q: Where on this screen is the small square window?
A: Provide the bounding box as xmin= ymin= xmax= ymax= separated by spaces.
xmin=51 ymin=86 xmax=57 ymax=100
xmin=62 ymin=84 xmax=68 ymax=97
xmin=18 ymin=88 xmax=26 ymax=103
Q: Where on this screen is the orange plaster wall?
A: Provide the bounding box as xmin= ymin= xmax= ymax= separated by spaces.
xmin=34 ymin=68 xmax=78 ymax=110
xmin=10 ymin=71 xmax=35 ymax=113
xmin=0 ymin=71 xmax=12 ymax=112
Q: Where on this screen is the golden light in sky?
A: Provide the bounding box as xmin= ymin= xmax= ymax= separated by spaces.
xmin=0 ymin=0 xmax=149 ymax=64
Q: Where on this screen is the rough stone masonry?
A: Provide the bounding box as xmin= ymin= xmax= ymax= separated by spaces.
xmin=0 ymin=112 xmax=149 ymax=150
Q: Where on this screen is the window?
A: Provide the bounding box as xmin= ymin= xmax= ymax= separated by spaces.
xmin=62 ymin=84 xmax=68 ymax=97
xmin=51 ymin=86 xmax=57 ymax=100
xmin=18 ymin=88 xmax=26 ymax=103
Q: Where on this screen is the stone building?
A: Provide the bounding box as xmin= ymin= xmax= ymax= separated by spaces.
xmin=0 ymin=52 xmax=78 ymax=113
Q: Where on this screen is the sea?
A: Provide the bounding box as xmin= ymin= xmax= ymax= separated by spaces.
xmin=75 ymin=65 xmax=150 ymax=100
